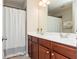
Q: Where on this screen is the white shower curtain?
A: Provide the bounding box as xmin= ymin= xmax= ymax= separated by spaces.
xmin=3 ymin=7 xmax=26 ymax=57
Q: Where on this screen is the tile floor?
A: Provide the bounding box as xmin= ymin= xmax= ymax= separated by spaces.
xmin=7 ymin=55 xmax=30 ymax=59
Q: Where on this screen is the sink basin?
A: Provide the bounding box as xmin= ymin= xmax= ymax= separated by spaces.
xmin=60 ymin=38 xmax=77 ymax=46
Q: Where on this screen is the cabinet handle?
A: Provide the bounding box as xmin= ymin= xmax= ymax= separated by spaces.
xmin=46 ymin=51 xmax=49 ymax=54
xmin=51 ymin=53 xmax=54 ymax=56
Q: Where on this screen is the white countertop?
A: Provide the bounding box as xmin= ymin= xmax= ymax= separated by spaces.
xmin=28 ymin=32 xmax=77 ymax=47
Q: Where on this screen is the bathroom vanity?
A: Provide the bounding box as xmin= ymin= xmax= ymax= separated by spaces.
xmin=27 ymin=0 xmax=77 ymax=59
xmin=28 ymin=33 xmax=77 ymax=59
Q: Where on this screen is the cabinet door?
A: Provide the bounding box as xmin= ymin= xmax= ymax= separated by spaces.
xmin=51 ymin=51 xmax=55 ymax=59
xmin=31 ymin=42 xmax=38 ymax=59
xmin=52 ymin=51 xmax=69 ymax=59
xmin=28 ymin=39 xmax=32 ymax=57
xmin=39 ymin=45 xmax=50 ymax=59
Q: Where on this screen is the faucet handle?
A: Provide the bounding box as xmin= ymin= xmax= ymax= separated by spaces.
xmin=40 ymin=28 xmax=43 ymax=32
xmin=37 ymin=28 xmax=39 ymax=32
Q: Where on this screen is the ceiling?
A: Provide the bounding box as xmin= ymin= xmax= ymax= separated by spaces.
xmin=3 ymin=0 xmax=73 ymax=11
xmin=3 ymin=0 xmax=26 ymax=10
xmin=48 ymin=1 xmax=73 ymax=14
xmin=48 ymin=0 xmax=72 ymax=11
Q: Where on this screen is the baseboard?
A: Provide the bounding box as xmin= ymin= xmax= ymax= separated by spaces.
xmin=6 ymin=52 xmax=26 ymax=58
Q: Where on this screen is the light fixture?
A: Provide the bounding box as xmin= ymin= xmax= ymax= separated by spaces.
xmin=47 ymin=1 xmax=50 ymax=4
xmin=39 ymin=1 xmax=43 ymax=6
xmin=42 ymin=0 xmax=48 ymax=3
xmin=43 ymin=3 xmax=47 ymax=7
xmin=39 ymin=0 xmax=50 ymax=7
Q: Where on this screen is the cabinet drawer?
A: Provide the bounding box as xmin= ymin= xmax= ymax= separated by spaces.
xmin=39 ymin=38 xmax=52 ymax=49
xmin=52 ymin=42 xmax=77 ymax=59
xmin=32 ymin=36 xmax=38 ymax=43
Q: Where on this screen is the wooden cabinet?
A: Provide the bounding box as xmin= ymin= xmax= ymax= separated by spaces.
xmin=32 ymin=36 xmax=38 ymax=43
xmin=51 ymin=51 xmax=69 ymax=59
xmin=28 ymin=35 xmax=77 ymax=59
xmin=28 ymin=35 xmax=32 ymax=57
xmin=53 ymin=52 xmax=69 ymax=59
xmin=39 ymin=45 xmax=50 ymax=59
xmin=31 ymin=42 xmax=38 ymax=59
xmin=28 ymin=36 xmax=38 ymax=59
xmin=39 ymin=38 xmax=52 ymax=49
xmin=51 ymin=51 xmax=55 ymax=59
xmin=52 ymin=42 xmax=77 ymax=59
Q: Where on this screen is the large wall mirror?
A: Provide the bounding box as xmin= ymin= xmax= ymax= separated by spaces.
xmin=43 ymin=0 xmax=76 ymax=33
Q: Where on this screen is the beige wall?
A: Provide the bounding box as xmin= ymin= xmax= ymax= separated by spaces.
xmin=51 ymin=6 xmax=73 ymax=33
xmin=27 ymin=0 xmax=39 ymax=32
xmin=38 ymin=6 xmax=48 ymax=32
xmin=27 ymin=0 xmax=47 ymax=32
